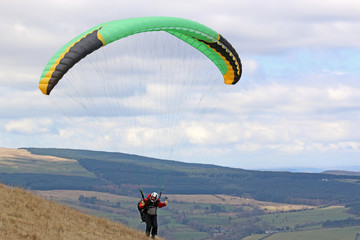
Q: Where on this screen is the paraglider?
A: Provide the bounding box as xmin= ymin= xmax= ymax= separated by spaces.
xmin=39 ymin=17 xmax=242 ymax=95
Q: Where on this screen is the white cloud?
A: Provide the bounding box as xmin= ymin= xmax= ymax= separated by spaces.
xmin=5 ymin=118 xmax=52 ymax=135
xmin=242 ymin=59 xmax=258 ymax=74
xmin=220 ymin=82 xmax=360 ymax=117
xmin=326 ymin=85 xmax=352 ymax=100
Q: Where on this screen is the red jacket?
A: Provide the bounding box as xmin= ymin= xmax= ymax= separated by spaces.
xmin=139 ymin=194 xmax=167 ymax=209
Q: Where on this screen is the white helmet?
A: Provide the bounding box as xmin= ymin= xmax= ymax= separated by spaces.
xmin=150 ymin=192 xmax=158 ymax=201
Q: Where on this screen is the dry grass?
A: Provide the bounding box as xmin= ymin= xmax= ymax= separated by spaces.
xmin=0 ymin=184 xmax=159 ymax=240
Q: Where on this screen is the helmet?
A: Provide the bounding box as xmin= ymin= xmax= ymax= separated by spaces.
xmin=150 ymin=192 xmax=158 ymax=201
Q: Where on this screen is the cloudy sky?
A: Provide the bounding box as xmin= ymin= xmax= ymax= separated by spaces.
xmin=1 ymin=0 xmax=360 ymax=172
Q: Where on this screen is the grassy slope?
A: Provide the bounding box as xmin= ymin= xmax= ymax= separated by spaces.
xmin=0 ymin=184 xmax=158 ymax=240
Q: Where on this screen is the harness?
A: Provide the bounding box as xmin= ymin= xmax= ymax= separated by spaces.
xmin=138 ymin=197 xmax=159 ymax=222
xmin=145 ymin=199 xmax=159 ymax=216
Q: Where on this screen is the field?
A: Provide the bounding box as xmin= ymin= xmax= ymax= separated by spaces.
xmin=260 ymin=206 xmax=350 ymax=228
xmin=166 ymin=194 xmax=313 ymax=212
xmin=244 ymin=226 xmax=360 ymax=240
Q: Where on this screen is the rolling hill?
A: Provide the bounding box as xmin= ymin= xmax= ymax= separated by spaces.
xmin=13 ymin=147 xmax=360 ymax=205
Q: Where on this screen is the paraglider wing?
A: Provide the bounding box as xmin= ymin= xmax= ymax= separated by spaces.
xmin=39 ymin=17 xmax=242 ymax=95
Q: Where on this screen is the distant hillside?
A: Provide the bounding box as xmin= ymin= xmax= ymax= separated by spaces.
xmin=0 ymin=148 xmax=107 ymax=190
xmin=0 ymin=183 xmax=153 ymax=240
xmin=323 ymin=170 xmax=360 ymax=176
xmin=1 ymin=147 xmax=360 ymax=206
